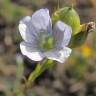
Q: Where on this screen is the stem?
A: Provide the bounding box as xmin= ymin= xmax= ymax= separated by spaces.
xmin=16 ymin=59 xmax=55 ymax=96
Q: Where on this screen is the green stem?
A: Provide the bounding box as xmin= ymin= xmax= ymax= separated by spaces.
xmin=16 ymin=59 xmax=55 ymax=96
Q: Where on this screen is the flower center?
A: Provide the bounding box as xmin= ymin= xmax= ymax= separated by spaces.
xmin=38 ymin=32 xmax=54 ymax=51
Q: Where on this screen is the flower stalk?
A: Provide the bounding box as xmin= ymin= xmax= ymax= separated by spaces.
xmin=16 ymin=59 xmax=55 ymax=96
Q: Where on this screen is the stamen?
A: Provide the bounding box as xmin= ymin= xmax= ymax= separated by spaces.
xmin=38 ymin=31 xmax=54 ymax=51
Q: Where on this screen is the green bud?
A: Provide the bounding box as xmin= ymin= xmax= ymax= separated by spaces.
xmin=69 ymin=22 xmax=96 ymax=48
xmin=52 ymin=7 xmax=81 ymax=34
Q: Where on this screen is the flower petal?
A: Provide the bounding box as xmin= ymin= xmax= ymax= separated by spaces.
xmin=19 ymin=9 xmax=52 ymax=44
xmin=19 ymin=16 xmax=31 ymax=24
xmin=31 ymin=8 xmax=52 ymax=35
xmin=19 ymin=16 xmax=36 ymax=43
xmin=20 ymin=41 xmax=44 ymax=61
xmin=44 ymin=47 xmax=72 ymax=63
xmin=53 ymin=21 xmax=72 ymax=48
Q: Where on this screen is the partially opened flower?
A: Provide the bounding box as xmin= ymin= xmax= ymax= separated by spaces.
xmin=19 ymin=8 xmax=72 ymax=63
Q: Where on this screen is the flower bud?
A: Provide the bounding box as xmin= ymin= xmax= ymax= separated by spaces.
xmin=69 ymin=22 xmax=96 ymax=48
xmin=52 ymin=7 xmax=80 ymax=34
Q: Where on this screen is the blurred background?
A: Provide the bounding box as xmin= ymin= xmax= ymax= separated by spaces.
xmin=0 ymin=0 xmax=96 ymax=96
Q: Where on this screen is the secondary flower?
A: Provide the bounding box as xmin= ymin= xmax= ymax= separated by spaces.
xmin=19 ymin=8 xmax=72 ymax=63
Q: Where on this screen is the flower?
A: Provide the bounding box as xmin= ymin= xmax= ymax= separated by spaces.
xmin=19 ymin=8 xmax=72 ymax=63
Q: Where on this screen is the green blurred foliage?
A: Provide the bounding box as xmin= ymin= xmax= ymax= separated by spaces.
xmin=0 ymin=0 xmax=31 ymax=23
xmin=29 ymin=91 xmax=38 ymax=96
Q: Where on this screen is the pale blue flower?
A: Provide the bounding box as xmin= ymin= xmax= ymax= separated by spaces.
xmin=19 ymin=8 xmax=72 ymax=63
